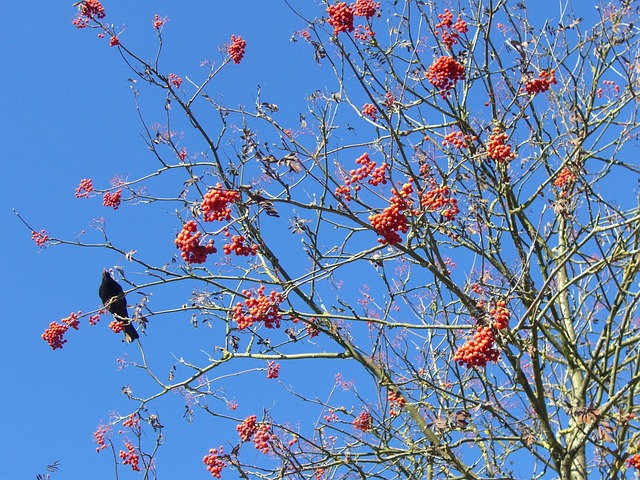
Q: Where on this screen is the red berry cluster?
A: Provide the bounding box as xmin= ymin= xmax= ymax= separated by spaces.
xmin=119 ymin=441 xmax=141 ymax=471
xmin=103 ymin=189 xmax=122 ymax=210
xmin=232 ymin=285 xmax=283 ymax=330
xmin=442 ymin=131 xmax=477 ymax=149
xmin=354 ymin=24 xmax=375 ymax=41
xmin=597 ymin=80 xmax=620 ymax=99
xmin=553 ymin=166 xmax=577 ymax=191
xmin=178 ymin=148 xmax=188 ymax=162
xmin=31 ymin=229 xmax=50 ymax=248
xmin=628 ymin=453 xmax=640 ymax=469
xmin=266 ymin=361 xmax=280 ymax=379
xmin=109 ymin=35 xmax=120 ymax=47
xmin=42 ymin=322 xmax=69 ymax=350
xmin=327 ymin=2 xmax=355 ymax=35
xmin=362 ymin=103 xmax=378 ymax=121
xmin=353 ymin=411 xmax=372 ymax=432
xmin=222 ymin=234 xmax=259 ymax=256
xmin=369 ymin=180 xmax=414 ymax=245
xmin=169 ymin=73 xmax=182 ymax=88
xmin=387 ymin=389 xmax=406 ymax=416
xmin=41 ymin=311 xmax=81 ymax=350
xmin=108 ymin=320 xmax=124 ymax=334
xmin=335 ymin=153 xmax=386 ymax=200
xmin=202 ymin=184 xmax=240 ymax=222
xmin=323 ymin=409 xmax=338 ymax=423
xmin=384 ymin=92 xmax=395 ymax=107
xmin=486 ymin=127 xmax=516 ymax=163
xmin=489 ymin=300 xmax=511 ymax=330
xmin=237 ymin=415 xmax=258 ymax=441
xmin=175 ymin=220 xmax=217 ymax=264
xmin=352 ymin=0 xmax=380 ymax=19
xmin=203 ymin=447 xmax=227 ymax=478
xmin=93 ymin=425 xmax=110 ymax=453
xmin=122 ymin=413 xmax=140 ymax=431
xmin=427 ymin=56 xmax=465 ymax=97
xmin=228 ymin=35 xmax=247 ymax=64
xmin=73 ymin=0 xmax=106 ymax=28
xmin=435 ymin=9 xmax=468 ymax=49
xmin=253 ymin=424 xmax=273 ymax=454
xmin=420 ymin=179 xmax=459 ymax=222
xmin=75 ymin=178 xmax=94 ymax=198
xmin=453 ymin=326 xmax=499 ymax=367
xmin=524 ymin=69 xmax=557 ymax=95
xmin=152 ymin=14 xmax=166 ymax=30
xmin=369 ymin=163 xmax=388 ymax=186
xmin=306 ymin=317 xmax=320 ymax=338
xmin=62 ymin=311 xmax=81 ymax=330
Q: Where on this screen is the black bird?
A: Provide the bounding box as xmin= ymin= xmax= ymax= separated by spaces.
xmin=99 ymin=269 xmax=139 ymax=342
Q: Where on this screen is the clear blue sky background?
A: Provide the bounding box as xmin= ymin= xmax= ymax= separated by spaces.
xmin=1 ymin=1 xmax=617 ymax=479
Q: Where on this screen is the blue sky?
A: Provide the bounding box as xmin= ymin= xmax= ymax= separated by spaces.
xmin=2 ymin=1 xmax=635 ymax=479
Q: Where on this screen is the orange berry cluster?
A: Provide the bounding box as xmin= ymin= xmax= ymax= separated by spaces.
xmin=628 ymin=453 xmax=640 ymax=469
xmin=420 ymin=178 xmax=459 ymax=221
xmin=203 ymin=447 xmax=227 ymax=478
xmin=427 ymin=56 xmax=465 ymax=98
xmin=237 ymin=414 xmax=258 ymax=441
xmin=306 ymin=317 xmax=320 ymax=338
xmin=597 ymin=80 xmax=620 ymax=99
xmin=524 ymin=69 xmax=557 ymax=95
xmin=486 ymin=127 xmax=516 ymax=163
xmin=352 ymin=0 xmax=380 ymax=19
xmin=352 ymin=411 xmax=372 ymax=432
xmin=369 ymin=180 xmax=414 ymax=245
xmin=169 ymin=73 xmax=182 ymax=88
xmin=327 ymin=2 xmax=355 ymax=35
xmin=435 ymin=9 xmax=468 ymax=48
xmin=152 ymin=14 xmax=166 ymax=30
xmin=490 ymin=300 xmax=511 ymax=330
xmin=31 ymin=229 xmax=50 ymax=248
xmin=119 ymin=442 xmax=141 ymax=472
xmin=453 ymin=325 xmax=499 ymax=367
xmin=335 ymin=153 xmax=387 ymax=200
xmin=41 ymin=311 xmax=81 ymax=350
xmin=42 ymin=322 xmax=69 ymax=350
xmin=109 ymin=36 xmax=120 ymax=47
xmin=103 ymin=189 xmax=122 ymax=210
xmin=266 ymin=361 xmax=280 ymax=379
xmin=384 ymin=92 xmax=395 ymax=107
xmin=62 ymin=311 xmax=81 ymax=330
xmin=73 ymin=0 xmax=106 ymax=28
xmin=122 ymin=413 xmax=140 ymax=431
xmin=387 ymin=389 xmax=406 ymax=416
xmin=93 ymin=425 xmax=109 ymax=453
xmin=228 ymin=35 xmax=246 ymax=64
xmin=253 ymin=424 xmax=274 ymax=454
xmin=223 ymin=234 xmax=258 ymax=256
xmin=354 ymin=24 xmax=375 ymax=41
xmin=175 ymin=220 xmax=217 ymax=264
xmin=108 ymin=320 xmax=124 ymax=334
xmin=553 ymin=166 xmax=577 ymax=190
xmin=362 ymin=103 xmax=378 ymax=121
xmin=442 ymin=131 xmax=477 ymax=149
xmin=75 ymin=178 xmax=93 ymax=198
xmin=232 ymin=285 xmax=283 ymax=330
xmin=202 ymin=184 xmax=240 ymax=222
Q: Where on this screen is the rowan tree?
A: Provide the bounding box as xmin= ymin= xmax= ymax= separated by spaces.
xmin=23 ymin=0 xmax=640 ymax=479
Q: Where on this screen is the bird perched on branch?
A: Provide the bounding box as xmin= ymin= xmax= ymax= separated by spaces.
xmin=99 ymin=269 xmax=139 ymax=342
